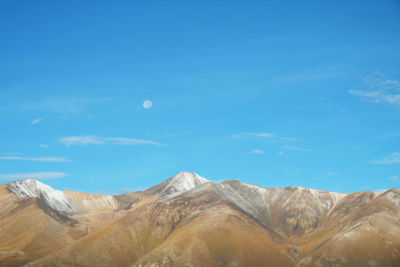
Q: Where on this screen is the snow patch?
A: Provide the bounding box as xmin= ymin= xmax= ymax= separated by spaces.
xmin=382 ymin=190 xmax=400 ymax=207
xmin=160 ymin=172 xmax=209 ymax=194
xmin=8 ymin=179 xmax=79 ymax=214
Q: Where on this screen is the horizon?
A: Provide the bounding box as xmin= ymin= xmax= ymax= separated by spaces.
xmin=1 ymin=1 xmax=400 ymax=194
xmin=3 ymin=170 xmax=399 ymax=196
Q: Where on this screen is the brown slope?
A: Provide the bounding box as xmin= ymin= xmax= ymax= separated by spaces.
xmin=0 ymin=185 xmax=82 ymax=267
xmin=297 ymin=189 xmax=400 ymax=267
xmin=212 ymin=180 xmax=346 ymax=238
xmin=134 ymin=202 xmax=296 ymax=267
xmin=34 ymin=189 xmax=295 ymax=267
xmin=1 ymin=176 xmax=400 ymax=266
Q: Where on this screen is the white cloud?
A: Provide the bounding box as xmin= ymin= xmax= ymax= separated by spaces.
xmin=0 ymin=172 xmax=68 ymax=180
xmin=231 ymin=132 xmax=302 ymax=156
xmin=60 ymin=135 xmax=105 ymax=146
xmin=31 ymin=118 xmax=44 ymax=125
xmin=248 ymin=149 xmax=264 ymax=154
xmin=233 ymin=132 xmax=300 ymax=142
xmin=40 ymin=144 xmax=49 ymax=148
xmin=370 ymin=152 xmax=400 ymax=164
xmin=0 ymin=156 xmax=70 ymax=162
xmin=60 ymin=135 xmax=164 ymax=146
xmin=244 ymin=132 xmax=275 ymax=138
xmin=2 ymin=97 xmax=113 ymax=114
xmin=349 ymin=89 xmax=400 ymax=105
xmin=280 ymin=137 xmax=303 ymax=142
xmin=349 ymin=72 xmax=400 ymax=106
xmin=106 ymin=137 xmax=163 ymax=146
xmin=281 ymin=144 xmax=309 ymax=151
xmin=230 ymin=134 xmax=243 ymax=139
xmin=389 ymin=175 xmax=399 ymax=183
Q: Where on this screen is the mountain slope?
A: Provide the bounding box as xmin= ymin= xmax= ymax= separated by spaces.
xmin=1 ymin=172 xmax=399 ymax=266
xmin=0 ymin=184 xmax=81 ymax=267
xmin=7 ymin=179 xmax=119 ymax=215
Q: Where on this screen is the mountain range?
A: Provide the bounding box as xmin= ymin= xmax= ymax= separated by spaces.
xmin=0 ymin=171 xmax=399 ymax=266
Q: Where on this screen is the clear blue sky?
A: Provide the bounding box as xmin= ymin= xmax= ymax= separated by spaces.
xmin=1 ymin=0 xmax=399 ymax=194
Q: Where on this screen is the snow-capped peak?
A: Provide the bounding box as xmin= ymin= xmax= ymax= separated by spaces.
xmin=8 ymin=179 xmax=79 ymax=214
xmin=160 ymin=171 xmax=210 ymax=194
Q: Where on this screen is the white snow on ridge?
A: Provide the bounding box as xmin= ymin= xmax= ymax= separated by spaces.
xmin=382 ymin=190 xmax=400 ymax=207
xmin=8 ymin=179 xmax=79 ymax=214
xmin=6 ymin=172 xmax=350 ymax=217
xmin=160 ymin=171 xmax=209 ymax=194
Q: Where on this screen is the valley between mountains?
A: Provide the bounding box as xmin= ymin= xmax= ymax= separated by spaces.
xmin=0 ymin=171 xmax=399 ymax=266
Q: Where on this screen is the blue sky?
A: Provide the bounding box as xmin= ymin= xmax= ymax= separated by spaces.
xmin=1 ymin=0 xmax=399 ymax=194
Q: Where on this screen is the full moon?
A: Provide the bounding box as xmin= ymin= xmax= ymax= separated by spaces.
xmin=143 ymin=100 xmax=152 ymax=109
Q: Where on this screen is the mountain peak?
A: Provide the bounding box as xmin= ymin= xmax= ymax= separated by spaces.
xmin=145 ymin=171 xmax=210 ymax=196
xmin=8 ymin=179 xmax=79 ymax=214
xmin=162 ymin=171 xmax=209 ymax=194
xmin=9 ymin=179 xmax=54 ymax=197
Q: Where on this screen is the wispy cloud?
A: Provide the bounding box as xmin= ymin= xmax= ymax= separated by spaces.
xmin=60 ymin=136 xmax=105 ymax=146
xmin=248 ymin=149 xmax=264 ymax=154
xmin=40 ymin=144 xmax=49 ymax=149
xmin=349 ymin=90 xmax=400 ymax=105
xmin=232 ymin=132 xmax=300 ymax=141
xmin=244 ymin=132 xmax=275 ymax=138
xmin=370 ymin=152 xmax=400 ymax=164
xmin=106 ymin=137 xmax=163 ymax=146
xmin=281 ymin=144 xmax=310 ymax=151
xmin=280 ymin=137 xmax=302 ymax=142
xmin=1 ymin=97 xmax=113 ymax=114
xmin=349 ymin=72 xmax=400 ymax=106
xmin=230 ymin=134 xmax=243 ymax=139
xmin=30 ymin=118 xmax=44 ymax=125
xmin=389 ymin=175 xmax=399 ymax=183
xmin=0 ymin=156 xmax=70 ymax=162
xmin=60 ymin=135 xmax=164 ymax=146
xmin=232 ymin=132 xmax=303 ymax=155
xmin=0 ymin=172 xmax=68 ymax=180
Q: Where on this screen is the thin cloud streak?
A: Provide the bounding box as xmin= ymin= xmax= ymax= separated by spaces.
xmin=60 ymin=135 xmax=164 ymax=146
xmin=60 ymin=136 xmax=105 ymax=146
xmin=0 ymin=156 xmax=70 ymax=162
xmin=244 ymin=132 xmax=275 ymax=138
xmin=1 ymin=97 xmax=113 ymax=114
xmin=31 ymin=118 xmax=44 ymax=125
xmin=232 ymin=132 xmax=301 ymax=142
xmin=248 ymin=149 xmax=265 ymax=154
xmin=281 ymin=145 xmax=310 ymax=152
xmin=349 ymin=72 xmax=400 ymax=106
xmin=0 ymin=172 xmax=68 ymax=180
xmin=349 ymin=89 xmax=400 ymax=105
xmin=106 ymin=137 xmax=163 ymax=146
xmin=370 ymin=152 xmax=400 ymax=164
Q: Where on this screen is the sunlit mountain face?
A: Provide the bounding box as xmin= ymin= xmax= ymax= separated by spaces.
xmin=1 ymin=172 xmax=399 ymax=267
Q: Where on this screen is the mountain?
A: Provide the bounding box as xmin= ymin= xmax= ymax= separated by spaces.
xmin=145 ymin=171 xmax=210 ymax=196
xmin=0 ymin=171 xmax=399 ymax=266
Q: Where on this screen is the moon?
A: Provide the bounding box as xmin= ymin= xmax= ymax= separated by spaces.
xmin=143 ymin=100 xmax=152 ymax=109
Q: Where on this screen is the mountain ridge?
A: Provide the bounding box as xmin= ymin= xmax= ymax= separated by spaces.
xmin=1 ymin=171 xmax=399 ymax=266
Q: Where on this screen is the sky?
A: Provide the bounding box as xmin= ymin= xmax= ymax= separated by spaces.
xmin=0 ymin=0 xmax=399 ymax=194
